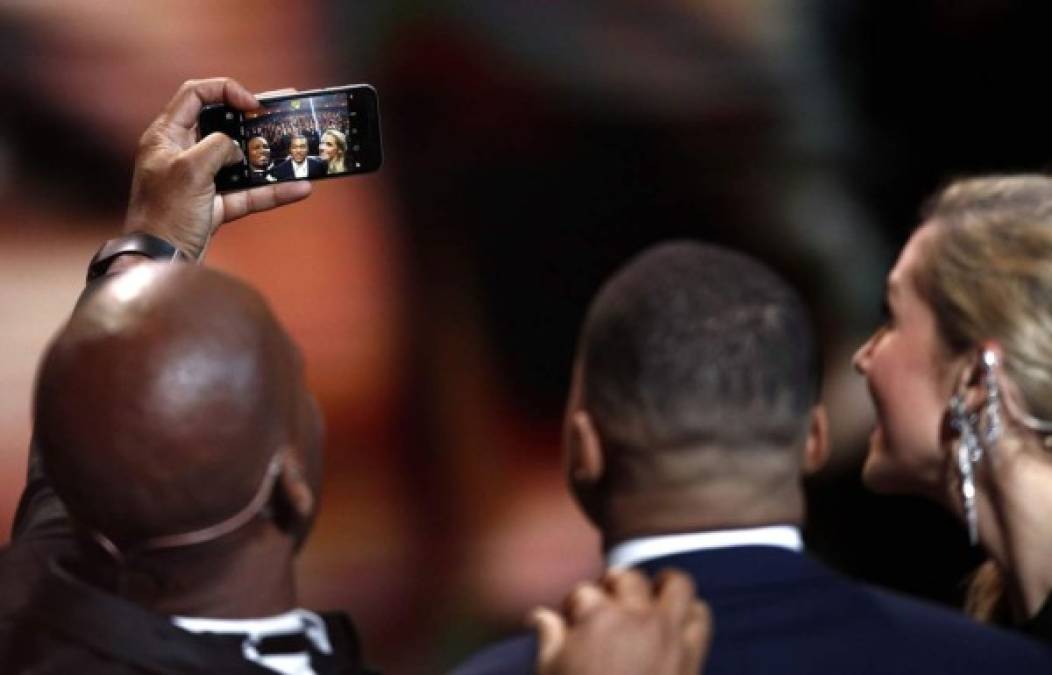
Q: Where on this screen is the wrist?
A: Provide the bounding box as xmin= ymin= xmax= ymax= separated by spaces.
xmin=87 ymin=232 xmax=192 ymax=283
xmin=123 ymin=210 xmax=210 ymax=261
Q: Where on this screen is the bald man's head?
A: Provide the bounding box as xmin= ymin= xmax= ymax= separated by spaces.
xmin=33 ymin=264 xmax=313 ymax=548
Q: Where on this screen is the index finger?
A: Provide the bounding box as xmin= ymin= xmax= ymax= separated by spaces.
xmin=161 ymin=78 xmax=259 ymax=130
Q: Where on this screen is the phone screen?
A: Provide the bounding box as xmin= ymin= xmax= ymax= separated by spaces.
xmin=201 ymin=85 xmax=382 ymax=191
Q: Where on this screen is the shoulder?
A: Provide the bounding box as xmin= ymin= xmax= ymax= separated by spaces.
xmin=832 ymin=584 xmax=1052 ymax=672
xmin=0 ymin=539 xmax=72 ymax=619
xmin=3 ymin=563 xmax=273 ymax=675
xmin=641 ymin=549 xmax=1052 ymax=672
xmin=449 ymin=632 xmax=536 ymax=675
xmin=765 ymin=570 xmax=1052 ymax=670
xmin=0 ymin=624 xmax=144 ymax=675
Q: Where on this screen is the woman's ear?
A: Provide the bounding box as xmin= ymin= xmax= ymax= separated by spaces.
xmin=802 ymin=404 xmax=830 ymax=475
xmin=952 ymin=343 xmax=1001 ymax=410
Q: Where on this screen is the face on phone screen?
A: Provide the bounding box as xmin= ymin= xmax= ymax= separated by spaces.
xmin=203 ymin=85 xmax=381 ymax=190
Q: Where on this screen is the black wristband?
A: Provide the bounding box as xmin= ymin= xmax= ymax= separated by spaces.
xmin=86 ymin=232 xmax=190 ymax=283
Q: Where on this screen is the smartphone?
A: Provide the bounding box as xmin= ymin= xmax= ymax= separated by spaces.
xmin=198 ymin=84 xmax=382 ymax=191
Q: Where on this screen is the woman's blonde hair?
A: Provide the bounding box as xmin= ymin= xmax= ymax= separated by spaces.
xmin=915 ymin=175 xmax=1052 ymax=621
xmin=322 ymin=129 xmax=347 ymax=174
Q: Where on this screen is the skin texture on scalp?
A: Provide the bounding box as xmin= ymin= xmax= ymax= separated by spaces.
xmin=34 ymin=263 xmax=299 ymax=545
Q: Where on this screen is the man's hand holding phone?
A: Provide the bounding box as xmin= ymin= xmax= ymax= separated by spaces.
xmin=123 ymin=78 xmax=312 ymax=260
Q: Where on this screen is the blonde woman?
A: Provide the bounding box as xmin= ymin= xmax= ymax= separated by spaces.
xmin=854 ymin=176 xmax=1052 ymax=641
xmin=319 ymin=129 xmax=347 ymax=174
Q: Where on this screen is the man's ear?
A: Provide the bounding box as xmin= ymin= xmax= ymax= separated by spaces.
xmin=275 ymin=449 xmax=315 ymax=527
xmin=802 ymin=404 xmax=830 ymax=475
xmin=567 ymin=410 xmax=604 ymax=484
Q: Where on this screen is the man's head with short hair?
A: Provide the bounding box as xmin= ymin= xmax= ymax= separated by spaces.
xmin=565 ymin=242 xmax=827 ymax=542
xmin=289 ymin=135 xmax=309 ymax=164
xmin=33 ymin=263 xmax=321 ymax=554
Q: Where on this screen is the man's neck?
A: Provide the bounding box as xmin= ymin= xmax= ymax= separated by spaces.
xmin=600 ymin=479 xmax=805 ymax=550
xmin=78 ymin=525 xmax=298 ymax=619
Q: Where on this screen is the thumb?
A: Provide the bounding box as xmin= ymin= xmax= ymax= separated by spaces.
xmin=182 ymin=131 xmax=245 ymax=179
xmin=529 ymin=607 xmax=567 ymax=673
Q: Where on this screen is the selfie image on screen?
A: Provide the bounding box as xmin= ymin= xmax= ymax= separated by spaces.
xmin=242 ymin=93 xmax=356 ymax=184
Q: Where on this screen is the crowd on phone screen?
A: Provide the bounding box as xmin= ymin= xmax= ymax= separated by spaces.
xmin=248 ymin=111 xmax=347 ymax=152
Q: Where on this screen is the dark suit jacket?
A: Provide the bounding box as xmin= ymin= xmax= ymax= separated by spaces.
xmin=271 ymin=156 xmax=327 ymax=180
xmin=0 ymin=437 xmax=76 ymax=623
xmin=451 ymin=546 xmax=1052 ymax=675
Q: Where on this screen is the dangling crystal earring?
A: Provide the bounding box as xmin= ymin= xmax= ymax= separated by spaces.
xmin=949 ymin=393 xmax=981 ymax=545
xmin=980 ymin=349 xmax=1003 ymax=448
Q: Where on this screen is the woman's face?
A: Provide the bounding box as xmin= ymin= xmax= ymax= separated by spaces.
xmin=853 ymin=223 xmax=962 ymax=500
xmin=318 ymin=134 xmax=339 ymax=161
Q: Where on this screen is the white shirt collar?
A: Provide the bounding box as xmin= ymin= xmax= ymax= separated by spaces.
xmin=172 ymin=608 xmax=331 ymax=675
xmin=606 ymin=525 xmax=803 ymax=570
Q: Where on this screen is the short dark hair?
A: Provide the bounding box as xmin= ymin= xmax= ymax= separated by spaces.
xmin=580 ymin=241 xmax=819 ymax=453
